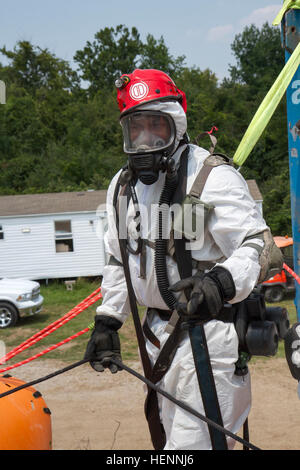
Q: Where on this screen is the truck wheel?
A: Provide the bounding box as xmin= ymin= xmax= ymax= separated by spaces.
xmin=0 ymin=302 xmax=19 ymax=328
xmin=264 ymin=286 xmax=284 ymax=303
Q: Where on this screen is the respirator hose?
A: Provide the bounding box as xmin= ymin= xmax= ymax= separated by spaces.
xmin=154 ymin=161 xmax=178 ymax=310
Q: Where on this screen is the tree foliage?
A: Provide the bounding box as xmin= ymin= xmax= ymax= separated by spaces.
xmin=0 ymin=41 xmax=79 ymax=94
xmin=229 ymin=23 xmax=284 ymax=91
xmin=0 ymin=23 xmax=292 ymax=234
xmin=73 ymin=25 xmax=185 ymax=94
xmin=226 ymin=23 xmax=289 ymax=233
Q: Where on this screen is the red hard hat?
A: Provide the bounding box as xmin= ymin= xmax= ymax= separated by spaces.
xmin=115 ymin=69 xmax=187 ymax=115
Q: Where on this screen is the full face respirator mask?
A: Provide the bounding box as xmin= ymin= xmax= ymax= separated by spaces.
xmin=120 ymin=110 xmax=177 ymax=185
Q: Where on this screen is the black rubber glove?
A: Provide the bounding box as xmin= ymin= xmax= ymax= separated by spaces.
xmin=169 ymin=266 xmax=236 ymax=321
xmin=84 ymin=315 xmax=122 ymax=373
xmin=284 ymin=323 xmax=300 ymax=381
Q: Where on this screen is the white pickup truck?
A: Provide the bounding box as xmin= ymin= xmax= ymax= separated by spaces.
xmin=0 ymin=278 xmax=44 ymax=328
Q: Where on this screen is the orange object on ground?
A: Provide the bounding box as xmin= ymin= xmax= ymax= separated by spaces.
xmin=0 ymin=375 xmax=52 ymax=450
xmin=273 ymin=236 xmax=293 ymax=249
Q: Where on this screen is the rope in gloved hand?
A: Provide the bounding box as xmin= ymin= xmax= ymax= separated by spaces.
xmin=0 ymin=356 xmax=261 ymax=451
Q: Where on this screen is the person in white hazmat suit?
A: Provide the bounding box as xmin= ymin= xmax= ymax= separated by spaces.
xmin=84 ymin=69 xmax=280 ymax=450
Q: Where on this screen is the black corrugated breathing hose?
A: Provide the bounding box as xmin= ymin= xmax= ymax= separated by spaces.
xmin=154 ymin=160 xmax=178 ymax=310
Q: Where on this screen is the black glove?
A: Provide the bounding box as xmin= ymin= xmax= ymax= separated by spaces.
xmin=284 ymin=323 xmax=300 ymax=381
xmin=84 ymin=315 xmax=122 ymax=373
xmin=169 ymin=266 xmax=236 ymax=321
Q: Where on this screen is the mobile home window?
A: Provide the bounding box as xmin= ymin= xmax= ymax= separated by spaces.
xmin=54 ymin=220 xmax=74 ymax=253
xmin=0 ymin=225 xmax=3 ymax=240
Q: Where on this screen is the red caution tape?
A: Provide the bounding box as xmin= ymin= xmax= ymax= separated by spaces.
xmin=0 ymin=288 xmax=101 ymax=365
xmin=283 ymin=263 xmax=300 ymax=285
xmin=207 ymin=126 xmax=218 ymax=135
xmin=0 ymin=327 xmax=90 ymax=374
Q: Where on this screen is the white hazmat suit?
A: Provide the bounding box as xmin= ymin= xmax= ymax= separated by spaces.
xmin=96 ymin=101 xmax=268 ymax=450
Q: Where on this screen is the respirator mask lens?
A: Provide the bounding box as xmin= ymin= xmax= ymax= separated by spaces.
xmin=121 ymin=111 xmax=175 ymax=154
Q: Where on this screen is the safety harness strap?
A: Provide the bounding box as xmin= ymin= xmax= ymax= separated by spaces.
xmin=194 ymin=131 xmax=218 ymax=154
xmin=162 ymin=146 xmax=192 ymax=335
xmin=189 ymin=153 xmax=232 ymax=198
xmin=113 ymin=176 xmax=166 ymax=450
xmin=144 ymin=316 xmax=184 ymax=431
xmin=173 ymin=151 xmax=231 ymax=450
xmin=189 ymin=323 xmax=228 ymax=450
xmin=144 ymin=148 xmax=191 ymax=444
xmin=189 ymin=164 xmax=215 ymax=198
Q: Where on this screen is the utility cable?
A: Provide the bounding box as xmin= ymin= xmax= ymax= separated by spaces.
xmin=110 ymin=358 xmax=261 ymax=451
xmin=0 ymin=358 xmax=260 ymax=450
xmin=0 ymin=359 xmax=89 ymax=399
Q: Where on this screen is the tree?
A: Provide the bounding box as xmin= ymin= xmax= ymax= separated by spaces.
xmin=228 ymin=23 xmax=284 ymax=92
xmin=0 ymin=41 xmax=82 ymax=153
xmin=0 ymin=24 xmax=292 ymax=237
xmin=226 ymin=22 xmax=289 ymax=234
xmin=261 ymin=169 xmax=291 ymax=235
xmin=0 ymin=41 xmax=79 ymax=94
xmin=139 ymin=34 xmax=185 ymax=78
xmin=74 ymin=25 xmax=186 ymax=94
xmin=74 ymin=25 xmax=142 ymax=94
xmin=224 ymin=21 xmax=288 ymax=176
xmin=175 ymin=67 xmax=220 ymax=144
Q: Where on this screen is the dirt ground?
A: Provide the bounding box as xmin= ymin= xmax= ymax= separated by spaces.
xmin=7 ymin=356 xmax=300 ymax=451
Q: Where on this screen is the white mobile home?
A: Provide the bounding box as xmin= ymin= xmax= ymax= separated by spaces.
xmin=0 ymin=190 xmax=108 ymax=280
xmin=0 ymin=181 xmax=263 ymax=281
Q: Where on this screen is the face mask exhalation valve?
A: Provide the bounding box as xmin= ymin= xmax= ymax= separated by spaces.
xmin=128 ymin=153 xmax=170 ymax=185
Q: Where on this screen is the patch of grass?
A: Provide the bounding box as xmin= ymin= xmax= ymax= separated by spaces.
xmin=0 ymin=280 xmax=297 ymax=371
xmin=0 ymin=279 xmax=142 ymax=369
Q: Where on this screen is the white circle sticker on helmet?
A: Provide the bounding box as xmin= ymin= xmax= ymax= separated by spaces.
xmin=129 ymin=82 xmax=149 ymax=101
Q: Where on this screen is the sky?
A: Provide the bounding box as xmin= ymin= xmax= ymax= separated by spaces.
xmin=0 ymin=0 xmax=282 ymax=81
